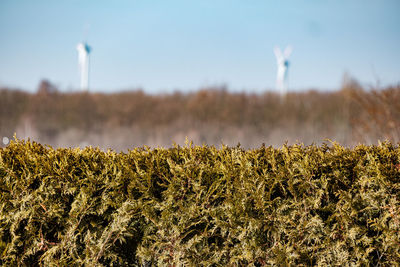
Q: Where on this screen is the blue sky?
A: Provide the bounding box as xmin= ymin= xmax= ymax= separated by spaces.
xmin=0 ymin=0 xmax=399 ymax=93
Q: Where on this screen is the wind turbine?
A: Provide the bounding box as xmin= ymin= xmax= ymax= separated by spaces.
xmin=77 ymin=42 xmax=91 ymax=91
xmin=274 ymin=45 xmax=292 ymax=97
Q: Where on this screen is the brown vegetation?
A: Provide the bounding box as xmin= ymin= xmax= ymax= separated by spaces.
xmin=0 ymin=80 xmax=399 ymax=150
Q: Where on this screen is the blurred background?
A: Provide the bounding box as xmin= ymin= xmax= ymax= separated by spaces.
xmin=0 ymin=0 xmax=399 ymax=150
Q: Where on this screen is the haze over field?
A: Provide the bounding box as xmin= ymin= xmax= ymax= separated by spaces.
xmin=0 ymin=81 xmax=399 ymax=150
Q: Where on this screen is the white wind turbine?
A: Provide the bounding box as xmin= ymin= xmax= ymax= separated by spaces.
xmin=274 ymin=45 xmax=292 ymax=97
xmin=77 ymin=42 xmax=91 ymax=91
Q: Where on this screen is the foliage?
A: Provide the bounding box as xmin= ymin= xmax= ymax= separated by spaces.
xmin=348 ymin=85 xmax=400 ymax=143
xmin=0 ymin=88 xmax=29 ymax=139
xmin=1 ymin=139 xmax=400 ymax=266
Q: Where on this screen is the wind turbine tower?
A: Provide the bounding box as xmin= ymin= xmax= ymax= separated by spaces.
xmin=274 ymin=45 xmax=292 ymax=97
xmin=77 ymin=42 xmax=91 ymax=91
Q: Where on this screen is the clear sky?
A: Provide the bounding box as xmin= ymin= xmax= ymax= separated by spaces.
xmin=0 ymin=0 xmax=399 ymax=93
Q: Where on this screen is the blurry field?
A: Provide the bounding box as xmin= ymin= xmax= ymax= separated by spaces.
xmin=0 ymin=80 xmax=399 ymax=150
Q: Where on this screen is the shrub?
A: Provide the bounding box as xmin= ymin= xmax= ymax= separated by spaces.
xmin=0 ymin=139 xmax=400 ymax=265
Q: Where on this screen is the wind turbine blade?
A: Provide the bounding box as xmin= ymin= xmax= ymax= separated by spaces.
xmin=274 ymin=46 xmax=282 ymax=59
xmin=283 ymin=45 xmax=293 ymax=58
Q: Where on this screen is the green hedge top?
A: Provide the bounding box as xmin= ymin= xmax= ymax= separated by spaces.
xmin=1 ymin=139 xmax=400 ymax=266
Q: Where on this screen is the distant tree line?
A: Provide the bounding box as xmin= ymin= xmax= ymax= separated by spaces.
xmin=0 ymin=79 xmax=399 ymax=149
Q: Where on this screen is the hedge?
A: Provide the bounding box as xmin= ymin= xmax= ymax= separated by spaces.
xmin=0 ymin=139 xmax=400 ymax=266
